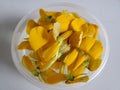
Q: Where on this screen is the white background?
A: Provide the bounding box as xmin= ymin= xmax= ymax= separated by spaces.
xmin=0 ymin=0 xmax=120 ymax=90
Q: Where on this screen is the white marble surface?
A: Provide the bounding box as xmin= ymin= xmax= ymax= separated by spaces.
xmin=0 ymin=0 xmax=120 ymax=90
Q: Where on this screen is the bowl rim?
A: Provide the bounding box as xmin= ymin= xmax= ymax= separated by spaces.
xmin=11 ymin=1 xmax=110 ymax=90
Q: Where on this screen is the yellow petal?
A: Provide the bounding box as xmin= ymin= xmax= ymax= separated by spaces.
xmin=87 ymin=24 xmax=96 ymax=35
xmin=81 ymin=23 xmax=89 ymax=38
xmin=39 ymin=9 xmax=46 ymax=16
xmin=29 ymin=26 xmax=49 ymax=51
xmin=40 ymin=69 xmax=66 ymax=84
xmin=71 ymin=18 xmax=86 ymax=31
xmin=38 ymin=9 xmax=61 ymax=30
xmin=81 ymin=23 xmax=98 ymax=39
xmin=56 ymin=14 xmax=74 ymax=32
xmin=39 ymin=8 xmax=61 ymax=18
xmin=38 ymin=21 xmax=54 ymax=30
xmin=60 ymin=30 xmax=73 ymax=40
xmin=46 ymin=73 xmax=66 ymax=84
xmin=40 ymin=51 xmax=61 ymax=72
xmin=17 ymin=41 xmax=32 ymax=50
xmin=72 ymin=54 xmax=87 ymax=71
xmin=71 ymin=64 xmax=85 ymax=76
xmin=93 ymin=24 xmax=98 ymax=39
xmin=26 ymin=19 xmax=38 ymax=34
xmin=71 ymin=12 xmax=80 ymax=18
xmin=34 ymin=60 xmax=46 ymax=70
xmin=69 ymin=31 xmax=83 ymax=48
xmin=88 ymin=58 xmax=102 ymax=71
xmin=42 ymin=42 xmax=60 ymax=61
xmin=88 ymin=40 xmax=103 ymax=59
xmin=38 ymin=12 xmax=53 ymax=30
xmin=64 ymin=49 xmax=79 ymax=66
xmin=22 ymin=55 xmax=35 ymax=72
xmin=68 ymin=64 xmax=73 ymax=74
xmin=29 ymin=51 xmax=40 ymax=60
xmin=51 ymin=61 xmax=61 ymax=69
xmin=79 ymin=37 xmax=95 ymax=52
xmin=65 ymin=76 xmax=89 ymax=84
xmin=59 ymin=63 xmax=65 ymax=74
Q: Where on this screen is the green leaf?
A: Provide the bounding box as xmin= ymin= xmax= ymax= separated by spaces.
xmin=58 ymin=51 xmax=62 ymax=58
xmin=66 ymin=74 xmax=74 ymax=81
xmin=82 ymin=58 xmax=90 ymax=67
xmin=46 ymin=15 xmax=52 ymax=19
xmin=45 ymin=15 xmax=55 ymax=23
xmin=32 ymin=71 xmax=39 ymax=76
xmin=57 ymin=36 xmax=63 ymax=45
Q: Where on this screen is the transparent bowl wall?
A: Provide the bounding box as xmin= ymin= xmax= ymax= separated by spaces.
xmin=11 ymin=2 xmax=110 ymax=90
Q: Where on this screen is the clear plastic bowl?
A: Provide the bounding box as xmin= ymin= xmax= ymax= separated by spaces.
xmin=11 ymin=2 xmax=110 ymax=90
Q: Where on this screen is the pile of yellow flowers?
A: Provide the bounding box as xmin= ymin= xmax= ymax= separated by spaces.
xmin=18 ymin=9 xmax=103 ymax=84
